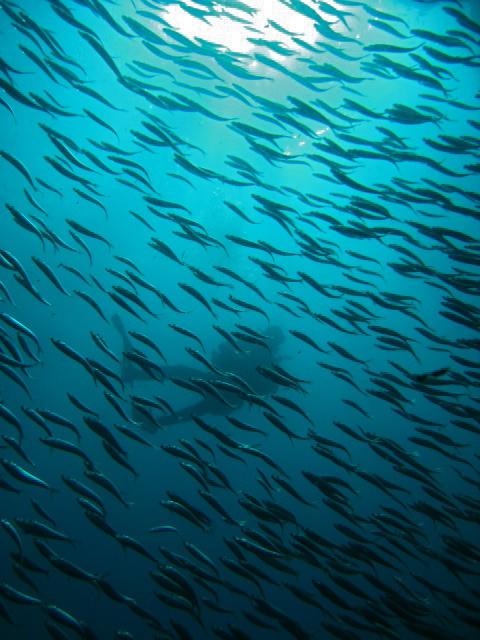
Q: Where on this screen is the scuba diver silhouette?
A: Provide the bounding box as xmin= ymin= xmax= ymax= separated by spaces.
xmin=112 ymin=314 xmax=286 ymax=430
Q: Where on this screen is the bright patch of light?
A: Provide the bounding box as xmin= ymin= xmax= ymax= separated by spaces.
xmin=159 ymin=0 xmax=339 ymax=55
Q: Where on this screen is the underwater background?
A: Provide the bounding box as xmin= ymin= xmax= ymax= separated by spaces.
xmin=0 ymin=0 xmax=479 ymax=638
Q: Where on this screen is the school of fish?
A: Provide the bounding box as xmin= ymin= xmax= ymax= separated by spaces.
xmin=0 ymin=0 xmax=479 ymax=639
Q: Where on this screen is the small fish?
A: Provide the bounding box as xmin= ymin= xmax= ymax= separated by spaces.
xmin=179 ymin=283 xmax=217 ymax=318
xmin=128 ymin=330 xmax=166 ymax=362
xmin=40 ymin=437 xmax=92 ymax=466
xmin=1 ymin=519 xmax=24 ymax=557
xmin=0 ymin=150 xmax=37 ymax=189
xmin=1 ymin=459 xmax=51 ymax=490
xmin=32 ymin=257 xmax=69 ymax=295
xmin=412 ymin=367 xmax=450 ymax=383
xmin=65 ymin=219 xmax=112 ymax=249
xmin=169 ymin=323 xmax=205 ymax=351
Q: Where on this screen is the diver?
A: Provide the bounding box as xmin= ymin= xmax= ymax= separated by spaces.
xmin=112 ymin=314 xmax=286 ymax=430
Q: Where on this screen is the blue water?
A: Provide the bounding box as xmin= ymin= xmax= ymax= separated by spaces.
xmin=0 ymin=1 xmax=479 ymax=639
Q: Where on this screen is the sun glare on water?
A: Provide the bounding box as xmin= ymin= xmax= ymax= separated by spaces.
xmin=160 ymin=0 xmax=340 ymax=56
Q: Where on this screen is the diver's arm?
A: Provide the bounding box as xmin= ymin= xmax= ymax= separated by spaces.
xmin=155 ymin=397 xmax=229 ymax=428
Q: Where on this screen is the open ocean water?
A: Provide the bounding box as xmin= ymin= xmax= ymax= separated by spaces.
xmin=0 ymin=1 xmax=479 ymax=639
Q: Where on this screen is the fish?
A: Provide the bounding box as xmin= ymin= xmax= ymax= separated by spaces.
xmin=0 ymin=150 xmax=38 ymax=189
xmin=65 ymin=219 xmax=112 ymax=249
xmin=412 ymin=366 xmax=450 ymax=383
xmin=32 ymin=257 xmax=70 ymax=295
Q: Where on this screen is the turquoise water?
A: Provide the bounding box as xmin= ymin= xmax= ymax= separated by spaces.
xmin=0 ymin=1 xmax=479 ymax=639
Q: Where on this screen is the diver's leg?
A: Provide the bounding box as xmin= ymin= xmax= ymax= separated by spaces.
xmin=112 ymin=314 xmax=132 ymax=348
xmin=112 ymin=313 xmax=138 ymax=384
